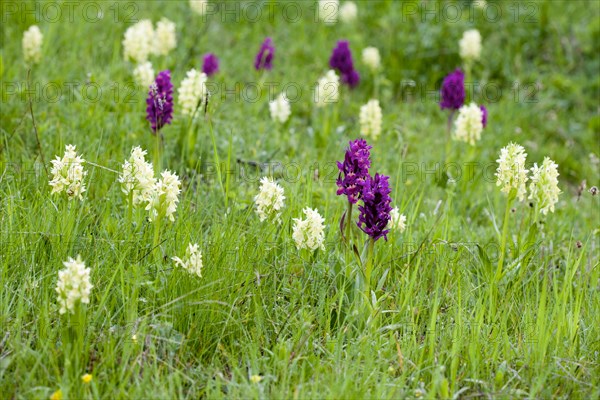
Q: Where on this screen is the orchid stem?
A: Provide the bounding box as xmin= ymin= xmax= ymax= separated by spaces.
xmin=365 ymin=238 xmax=375 ymax=298
xmin=154 ymin=128 xmax=161 ymax=171
xmin=495 ymin=195 xmax=513 ymax=282
xmin=345 ymin=202 xmax=353 ymax=245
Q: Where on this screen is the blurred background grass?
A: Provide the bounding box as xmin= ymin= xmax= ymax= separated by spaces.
xmin=1 ymin=1 xmax=599 ymax=398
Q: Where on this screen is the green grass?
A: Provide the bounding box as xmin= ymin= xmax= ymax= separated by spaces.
xmin=1 ymin=0 xmax=599 ymax=398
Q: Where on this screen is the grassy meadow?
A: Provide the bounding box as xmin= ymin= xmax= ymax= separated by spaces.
xmin=1 ymin=0 xmax=599 ymax=398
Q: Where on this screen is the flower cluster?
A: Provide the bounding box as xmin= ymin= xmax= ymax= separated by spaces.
xmin=123 ymin=19 xmax=177 ymax=88
xmin=49 ymin=145 xmax=87 ymax=201
xmin=22 ymin=25 xmax=43 ymax=65
xmin=133 ymin=62 xmax=155 ymax=88
xmin=357 ymin=173 xmax=393 ymax=241
xmin=154 ymin=18 xmax=177 ymax=56
xmin=178 ymin=69 xmax=208 ymax=117
xmin=336 ymin=139 xmax=372 ymax=204
xmin=269 ymin=93 xmax=291 ymax=123
xmin=146 ymin=170 xmax=181 ymax=222
xmin=122 ymin=19 xmax=155 ymax=63
xmin=459 ymin=29 xmax=482 ymax=62
xmin=337 ymin=140 xmax=394 ymax=242
xmin=318 ymin=0 xmax=340 ymax=24
xmin=495 ymin=143 xmax=529 ymax=201
xmin=329 ymin=40 xmax=360 ymax=88
xmin=339 ymin=1 xmax=358 ymax=23
xmin=315 ymin=70 xmax=340 ymax=107
xmin=389 ymin=208 xmax=407 ymax=233
xmin=496 ymin=144 xmax=561 ymax=214
xmin=454 ymin=102 xmax=484 ymax=145
xmin=529 ymin=157 xmax=561 ymax=215
xmin=440 ymin=69 xmax=465 ymax=110
xmin=254 ymin=177 xmax=286 ymax=222
xmin=292 ymin=208 xmax=326 ymax=251
xmin=362 ymin=46 xmax=381 ymax=72
xmin=146 ymin=70 xmax=174 ymax=131
xmin=123 ymin=19 xmax=177 ymax=63
xmin=118 ymin=146 xmax=157 ymax=207
xmin=202 ymin=53 xmax=220 ymax=76
xmin=359 ymin=99 xmax=383 ymax=140
xmin=255 ymin=37 xmax=275 ymax=71
xmin=189 ymin=0 xmax=208 ymax=15
xmin=172 ymin=243 xmax=203 ymax=277
xmin=56 ymin=255 xmax=92 ymax=315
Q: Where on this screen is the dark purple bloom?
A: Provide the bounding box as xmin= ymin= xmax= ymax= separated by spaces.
xmin=480 ymin=105 xmax=488 ymax=128
xmin=254 ymin=37 xmax=274 ymax=71
xmin=342 ymin=69 xmax=360 ymax=88
xmin=329 ymin=40 xmax=360 ymax=88
xmin=202 ymin=53 xmax=219 ymax=76
xmin=440 ymin=69 xmax=465 ymax=110
xmin=357 ymin=173 xmax=393 ymax=242
xmin=329 ymin=40 xmax=355 ymax=75
xmin=146 ymin=70 xmax=174 ymax=132
xmin=336 ymin=139 xmax=372 ymax=204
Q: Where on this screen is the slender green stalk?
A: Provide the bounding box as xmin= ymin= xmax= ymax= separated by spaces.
xmin=153 ymin=216 xmax=161 ymax=261
xmin=495 ymin=194 xmax=514 ymax=281
xmin=224 ymin=133 xmax=233 ymax=210
xmin=186 ymin=116 xmax=197 ymax=168
xmin=319 ymin=107 xmax=329 ymax=149
xmin=180 ymin=118 xmax=193 ymax=167
xmin=208 ymin=119 xmax=226 ymax=202
xmin=445 ymin=110 xmax=455 ymax=161
xmin=127 ymin=190 xmax=133 ymax=234
xmin=464 ymin=62 xmax=472 ymax=103
xmin=154 ymin=130 xmax=161 ymax=171
xmin=364 ymin=238 xmax=375 ymax=297
xmin=345 ymin=201 xmax=353 ymax=244
xmin=373 ymin=71 xmax=379 ymax=98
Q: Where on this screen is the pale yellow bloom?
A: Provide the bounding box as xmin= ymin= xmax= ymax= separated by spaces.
xmin=292 ymin=208 xmax=326 ymax=251
xmin=459 ymin=29 xmax=482 ymax=62
xmin=359 ymin=99 xmax=383 ymax=139
xmin=389 ymin=208 xmax=407 ymax=233
xmin=172 ymin=243 xmax=203 ymax=277
xmin=55 ymin=255 xmax=93 ymax=315
xmin=453 ymin=103 xmax=483 ymax=145
xmin=190 ymin=0 xmax=209 ymax=15
xmin=153 ymin=18 xmax=176 ymax=56
xmin=133 ymin=62 xmax=155 ymax=88
xmin=146 ymin=170 xmax=181 ymax=222
xmin=362 ymin=47 xmax=381 ymax=71
xmin=318 ymin=0 xmax=339 ymax=24
xmin=23 ymin=25 xmax=43 ymax=65
xmin=495 ymin=143 xmax=528 ymax=201
xmin=269 ymin=93 xmax=291 ymax=123
xmin=254 ymin=177 xmax=285 ymax=222
xmin=122 ymin=20 xmax=154 ymax=63
xmin=119 ymin=146 xmax=156 ymax=207
xmin=528 ymin=157 xmax=561 ymax=214
xmin=49 ymin=144 xmax=87 ymax=201
xmin=178 ymin=69 xmax=208 ymax=117
xmin=339 ymin=1 xmax=358 ymax=23
xmin=315 ymin=70 xmax=340 ymax=107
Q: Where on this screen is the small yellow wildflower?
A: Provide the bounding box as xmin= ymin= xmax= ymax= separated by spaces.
xmin=82 ymin=373 xmax=92 ymax=384
xmin=250 ymin=374 xmax=263 ymax=384
xmin=50 ymin=389 xmax=62 ymax=400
